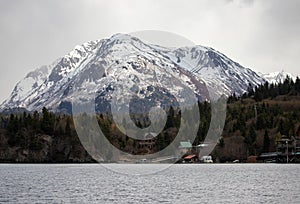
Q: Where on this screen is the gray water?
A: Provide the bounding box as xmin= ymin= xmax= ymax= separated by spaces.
xmin=0 ymin=164 xmax=299 ymax=204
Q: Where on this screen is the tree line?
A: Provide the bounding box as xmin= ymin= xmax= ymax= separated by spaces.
xmin=0 ymin=75 xmax=299 ymax=162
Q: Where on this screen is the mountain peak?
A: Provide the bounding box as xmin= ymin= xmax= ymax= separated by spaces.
xmin=110 ymin=33 xmax=135 ymax=40
xmin=1 ymin=33 xmax=266 ymax=112
xmin=260 ymin=70 xmax=297 ymax=84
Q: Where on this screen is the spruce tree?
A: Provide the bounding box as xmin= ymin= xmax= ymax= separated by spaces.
xmin=263 ymin=130 xmax=270 ymax=153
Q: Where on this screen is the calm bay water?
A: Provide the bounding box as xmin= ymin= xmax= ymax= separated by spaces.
xmin=0 ymin=164 xmax=299 ymax=204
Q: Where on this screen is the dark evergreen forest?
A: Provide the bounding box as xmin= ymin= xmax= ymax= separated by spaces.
xmin=0 ymin=76 xmax=299 ymax=162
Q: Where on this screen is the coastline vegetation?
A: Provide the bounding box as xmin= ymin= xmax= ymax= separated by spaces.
xmin=0 ymin=76 xmax=299 ymax=162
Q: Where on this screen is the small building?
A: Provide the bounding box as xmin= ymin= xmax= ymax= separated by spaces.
xmin=257 ymin=152 xmax=281 ymax=163
xmin=276 ymin=136 xmax=300 ymax=155
xmin=179 ymin=141 xmax=192 ymax=149
xmin=258 ymin=135 xmax=300 ymax=163
xmin=138 ymin=132 xmax=156 ymax=150
xmin=178 ymin=141 xmax=193 ymax=155
xmin=183 ymin=154 xmax=198 ymax=163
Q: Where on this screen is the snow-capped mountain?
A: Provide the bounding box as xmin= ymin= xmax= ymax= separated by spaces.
xmin=260 ymin=70 xmax=297 ymax=84
xmin=0 ymin=33 xmax=266 ymax=112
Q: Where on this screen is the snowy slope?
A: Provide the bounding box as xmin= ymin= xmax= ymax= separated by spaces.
xmin=161 ymin=46 xmax=264 ymax=96
xmin=1 ymin=33 xmax=266 ymax=112
xmin=260 ymin=70 xmax=297 ymax=84
xmin=8 ymin=65 xmax=51 ymax=103
xmin=1 ymin=39 xmax=101 ymax=111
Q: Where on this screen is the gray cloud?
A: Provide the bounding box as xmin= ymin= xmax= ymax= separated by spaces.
xmin=0 ymin=0 xmax=299 ymax=103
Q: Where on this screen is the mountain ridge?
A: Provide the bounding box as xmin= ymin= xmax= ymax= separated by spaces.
xmin=1 ymin=33 xmax=271 ymax=112
xmin=260 ymin=70 xmax=297 ymax=84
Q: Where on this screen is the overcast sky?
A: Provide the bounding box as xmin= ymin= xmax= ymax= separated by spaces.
xmin=0 ymin=0 xmax=300 ymax=103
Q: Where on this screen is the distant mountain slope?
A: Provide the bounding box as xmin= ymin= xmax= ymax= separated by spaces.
xmin=260 ymin=70 xmax=297 ymax=84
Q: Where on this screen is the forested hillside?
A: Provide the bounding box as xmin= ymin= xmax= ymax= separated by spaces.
xmin=0 ymin=76 xmax=299 ymax=162
xmin=214 ymin=76 xmax=300 ymax=161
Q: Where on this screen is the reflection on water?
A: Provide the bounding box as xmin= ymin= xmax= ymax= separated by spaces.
xmin=0 ymin=164 xmax=299 ymax=204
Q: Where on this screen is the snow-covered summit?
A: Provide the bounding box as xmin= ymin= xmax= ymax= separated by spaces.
xmin=1 ymin=33 xmax=266 ymax=112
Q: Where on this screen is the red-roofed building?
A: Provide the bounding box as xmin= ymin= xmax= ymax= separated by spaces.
xmin=183 ymin=154 xmax=198 ymax=163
